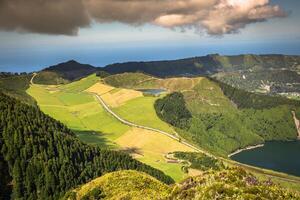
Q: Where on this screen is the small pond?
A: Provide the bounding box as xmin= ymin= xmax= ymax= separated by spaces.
xmin=138 ymin=89 xmax=166 ymax=95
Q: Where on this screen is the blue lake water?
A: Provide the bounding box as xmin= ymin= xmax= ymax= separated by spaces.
xmin=231 ymin=141 xmax=300 ymax=177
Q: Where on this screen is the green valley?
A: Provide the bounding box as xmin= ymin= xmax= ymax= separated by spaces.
xmin=2 ymin=56 xmax=300 ymax=199
xmin=27 ymin=74 xmax=196 ymax=182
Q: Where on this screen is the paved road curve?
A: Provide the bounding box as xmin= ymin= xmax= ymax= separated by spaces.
xmin=29 ymin=73 xmax=300 ymax=184
xmin=93 ymin=93 xmax=300 ymax=184
xmin=93 ymin=93 xmax=215 ymax=157
xmin=30 ymin=73 xmax=37 ymax=85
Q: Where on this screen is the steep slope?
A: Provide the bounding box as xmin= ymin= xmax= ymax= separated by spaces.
xmin=27 ymin=74 xmax=195 ymax=182
xmin=65 ymin=168 xmax=300 ymax=200
xmin=154 ymin=77 xmax=299 ymax=156
xmin=170 ymin=168 xmax=300 ymax=199
xmin=0 ymin=73 xmax=35 ymax=105
xmin=101 ymin=72 xmax=300 ymax=156
xmin=0 ymin=92 xmax=173 ymax=199
xmin=35 ymin=60 xmax=97 ymax=84
xmin=64 ymin=170 xmax=171 ymax=200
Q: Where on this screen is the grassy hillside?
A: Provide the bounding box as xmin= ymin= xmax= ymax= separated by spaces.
xmin=34 ymin=71 xmax=69 ymax=85
xmin=113 ymin=96 xmax=176 ymax=134
xmin=65 ymin=168 xmax=300 ymax=200
xmin=0 ymin=92 xmax=173 ymax=199
xmin=154 ymin=77 xmax=299 ymax=156
xmin=0 ymin=74 xmax=35 ymax=105
xmin=102 ymin=72 xmax=300 ymax=156
xmin=170 ymin=168 xmax=300 ymax=199
xmin=104 ymin=72 xmax=156 ymax=88
xmin=27 ymin=74 xmax=196 ymax=182
xmin=27 ymin=74 xmax=129 ymax=146
xmin=104 ymin=72 xmax=202 ymax=91
xmin=65 ymin=170 xmax=171 ymax=200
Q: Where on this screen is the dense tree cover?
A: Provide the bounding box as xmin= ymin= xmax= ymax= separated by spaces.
xmin=182 ymin=113 xmax=263 ymax=155
xmin=154 ymin=92 xmax=263 ymax=155
xmin=154 ymin=92 xmax=192 ymax=129
xmin=240 ymin=106 xmax=298 ymax=140
xmin=211 ymin=77 xmax=300 ymax=109
xmin=0 ymin=92 xmax=173 ymax=200
xmin=155 ymin=84 xmax=298 ymax=155
xmin=170 ymin=168 xmax=300 ymax=199
xmin=173 ymin=152 xmax=224 ymax=171
xmin=0 ymin=149 xmax=11 ymax=200
xmin=95 ymin=71 xmax=110 ymax=78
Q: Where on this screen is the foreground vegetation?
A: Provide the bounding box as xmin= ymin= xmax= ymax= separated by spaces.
xmin=66 ymin=168 xmax=300 ymax=200
xmin=0 ymin=92 xmax=173 ymax=200
xmin=64 ymin=170 xmax=171 ymax=200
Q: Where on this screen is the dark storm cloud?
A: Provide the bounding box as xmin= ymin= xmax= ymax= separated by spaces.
xmin=0 ymin=0 xmax=287 ymax=36
xmin=0 ymin=0 xmax=90 ymax=35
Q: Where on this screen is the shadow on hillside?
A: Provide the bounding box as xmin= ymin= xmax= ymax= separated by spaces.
xmin=121 ymin=147 xmax=144 ymax=156
xmin=73 ymin=130 xmax=116 ymax=149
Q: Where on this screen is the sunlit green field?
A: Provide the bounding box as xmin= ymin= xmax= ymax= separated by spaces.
xmin=27 ymin=74 xmax=193 ymax=181
xmin=113 ymin=96 xmax=176 ymax=134
xmin=27 ymin=74 xmax=130 ymax=147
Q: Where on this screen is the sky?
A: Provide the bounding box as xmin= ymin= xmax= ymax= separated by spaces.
xmin=0 ymin=0 xmax=299 ymax=72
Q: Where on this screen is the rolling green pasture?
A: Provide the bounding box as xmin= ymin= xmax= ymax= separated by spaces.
xmin=113 ymin=96 xmax=176 ymax=134
xmin=27 ymin=74 xmax=192 ymax=181
xmin=27 ymin=74 xmax=130 ymax=147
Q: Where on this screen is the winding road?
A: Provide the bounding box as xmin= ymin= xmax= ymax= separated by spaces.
xmin=93 ymin=92 xmax=300 ymax=185
xmin=30 ymin=73 xmax=37 ymax=85
xmin=94 ymin=94 xmax=214 ymax=157
xmin=30 ymin=72 xmax=300 ymax=185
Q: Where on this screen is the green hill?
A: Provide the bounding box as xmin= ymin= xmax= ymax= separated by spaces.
xmin=103 ymin=54 xmax=300 ymax=97
xmin=0 ymin=92 xmax=173 ymax=199
xmin=169 ymin=168 xmax=300 ymax=199
xmin=0 ymin=74 xmax=35 ymax=105
xmin=64 ymin=170 xmax=171 ymax=200
xmin=154 ymin=77 xmax=299 ymax=156
xmin=65 ymin=168 xmax=300 ymax=200
xmin=100 ymin=72 xmax=300 ymax=156
xmin=108 ymin=73 xmax=299 ymax=155
xmin=104 ymin=72 xmax=156 ymax=88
